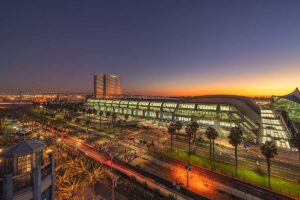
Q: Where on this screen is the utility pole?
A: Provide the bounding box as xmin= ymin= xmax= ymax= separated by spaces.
xmin=185 ymin=163 xmax=192 ymax=188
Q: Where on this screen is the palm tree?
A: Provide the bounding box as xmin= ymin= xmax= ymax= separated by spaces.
xmin=86 ymin=162 xmax=105 ymax=200
xmin=205 ymin=127 xmax=219 ymax=166
xmin=87 ymin=108 xmax=93 ymax=120
xmin=185 ymin=122 xmax=198 ymax=162
xmin=290 ymin=132 xmax=300 ymax=161
xmin=106 ymin=111 xmax=111 ymax=132
xmin=191 ymin=122 xmax=199 ymax=152
xmin=85 ymin=119 xmax=91 ymax=134
xmin=228 ymin=127 xmax=243 ymax=176
xmin=60 ymin=175 xmax=81 ymax=199
xmin=112 ymin=112 xmax=117 ymax=134
xmin=92 ymin=108 xmax=97 ymax=118
xmin=99 ymin=110 xmax=104 ymax=129
xmin=261 ymin=140 xmax=277 ymax=189
xmin=75 ymin=118 xmax=81 ymax=127
xmin=124 ymin=114 xmax=129 ymax=121
xmin=142 ymin=181 xmax=148 ymax=197
xmin=167 ymin=122 xmax=176 ymax=155
xmin=153 ymin=188 xmax=160 ymax=199
xmin=75 ymin=158 xmax=90 ymax=200
xmin=175 ymin=121 xmax=182 ymax=135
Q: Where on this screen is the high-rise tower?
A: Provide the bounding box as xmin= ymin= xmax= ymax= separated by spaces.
xmin=94 ymin=73 xmax=122 ymax=98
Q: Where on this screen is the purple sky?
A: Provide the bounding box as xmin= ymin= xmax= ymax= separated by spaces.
xmin=1 ymin=0 xmax=300 ymax=96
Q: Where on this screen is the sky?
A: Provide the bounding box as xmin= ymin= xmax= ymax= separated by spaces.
xmin=0 ymin=0 xmax=299 ymax=97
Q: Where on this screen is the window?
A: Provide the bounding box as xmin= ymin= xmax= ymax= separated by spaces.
xmin=163 ymin=102 xmax=177 ymax=108
xmin=220 ymin=122 xmax=236 ymax=128
xmin=139 ymin=101 xmax=150 ymax=106
xmin=197 ymin=119 xmax=214 ymax=126
xmin=178 ymin=104 xmax=195 ymax=109
xmin=197 ymin=104 xmax=217 ymax=110
xmin=17 ymin=155 xmax=31 ymax=174
xmin=150 ymin=102 xmax=162 ymax=107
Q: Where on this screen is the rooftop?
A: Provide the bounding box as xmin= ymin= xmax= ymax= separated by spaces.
xmin=1 ymin=140 xmax=44 ymax=158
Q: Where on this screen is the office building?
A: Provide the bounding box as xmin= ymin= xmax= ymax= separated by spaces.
xmin=94 ymin=73 xmax=122 ymax=98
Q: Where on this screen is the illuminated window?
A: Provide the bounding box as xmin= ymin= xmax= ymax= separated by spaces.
xmin=163 ymin=102 xmax=177 ymax=108
xmin=197 ymin=119 xmax=214 ymax=126
xmin=17 ymin=155 xmax=31 ymax=174
xmin=197 ymin=104 xmax=217 ymax=110
xmin=178 ymin=104 xmax=195 ymax=109
xmin=150 ymin=102 xmax=163 ymax=107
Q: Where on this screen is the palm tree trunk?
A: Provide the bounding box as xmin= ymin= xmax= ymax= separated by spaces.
xmin=171 ymin=133 xmax=173 ymax=155
xmin=99 ymin=117 xmax=101 ymax=129
xmin=235 ymin=146 xmax=238 ymax=176
xmin=212 ymin=139 xmax=215 ymax=160
xmin=82 ymin=187 xmax=86 ymax=200
xmin=194 ymin=132 xmax=196 ymax=153
xmin=92 ymin=182 xmax=95 ymax=200
xmin=188 ymin=136 xmax=191 ymax=163
xmin=268 ymin=159 xmax=271 ymax=189
xmin=209 ymin=139 xmax=212 ymax=166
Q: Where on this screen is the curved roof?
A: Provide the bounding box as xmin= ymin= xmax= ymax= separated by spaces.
xmin=282 ymin=88 xmax=300 ymax=104
xmin=181 ymin=95 xmax=261 ymax=124
xmin=1 ymin=140 xmax=44 ymax=158
xmin=94 ymin=95 xmax=261 ymax=125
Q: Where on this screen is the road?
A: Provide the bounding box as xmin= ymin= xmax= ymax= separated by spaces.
xmin=172 ymin=139 xmax=300 ymax=182
xmin=47 ymin=129 xmax=207 ymax=200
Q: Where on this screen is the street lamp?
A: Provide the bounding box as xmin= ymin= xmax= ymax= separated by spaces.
xmin=185 ymin=163 xmax=192 ymax=188
xmin=109 ymin=171 xmax=119 ymax=200
xmin=173 ymin=179 xmax=181 ymax=200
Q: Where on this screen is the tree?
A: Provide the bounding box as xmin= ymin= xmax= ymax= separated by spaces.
xmin=142 ymin=181 xmax=148 ymax=197
xmin=105 ymin=111 xmax=111 ymax=132
xmin=87 ymin=161 xmax=105 ymax=200
xmin=191 ymin=122 xmax=199 ymax=152
xmin=175 ymin=121 xmax=182 ymax=135
xmin=228 ymin=127 xmax=243 ymax=176
xmin=185 ymin=122 xmax=199 ymax=162
xmin=261 ymin=140 xmax=277 ymax=189
xmin=290 ymin=132 xmax=300 ymax=161
xmin=153 ymin=188 xmax=160 ymax=199
xmin=92 ymin=108 xmax=97 ymax=117
xmin=166 ymin=194 xmax=176 ymax=200
xmin=85 ymin=119 xmax=91 ymax=134
xmin=99 ymin=110 xmax=104 ymax=129
xmin=112 ymin=112 xmax=117 ymax=134
xmin=124 ymin=114 xmax=129 ymax=121
xmin=75 ymin=118 xmax=81 ymax=127
xmin=60 ymin=175 xmax=81 ymax=199
xmin=87 ymin=108 xmax=93 ymax=120
xmin=167 ymin=122 xmax=176 ymax=155
xmin=205 ymin=127 xmax=219 ymax=166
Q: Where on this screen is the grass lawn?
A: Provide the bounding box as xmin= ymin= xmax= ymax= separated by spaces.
xmin=164 ymin=149 xmax=300 ymax=197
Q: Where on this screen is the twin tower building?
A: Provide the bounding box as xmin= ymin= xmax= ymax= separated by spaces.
xmin=94 ymin=73 xmax=122 ymax=98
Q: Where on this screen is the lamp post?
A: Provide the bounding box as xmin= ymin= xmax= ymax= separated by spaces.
xmin=185 ymin=163 xmax=192 ymax=188
xmin=110 ymin=153 xmax=114 ymax=171
xmin=109 ymin=172 xmax=119 ymax=200
xmin=173 ymin=179 xmax=181 ymax=200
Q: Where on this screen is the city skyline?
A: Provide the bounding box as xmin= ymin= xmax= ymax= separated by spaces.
xmin=1 ymin=1 xmax=300 ymax=96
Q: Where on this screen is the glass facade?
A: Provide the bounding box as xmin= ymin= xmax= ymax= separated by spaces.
xmin=273 ymin=98 xmax=300 ymax=122
xmin=87 ymin=98 xmax=259 ymax=137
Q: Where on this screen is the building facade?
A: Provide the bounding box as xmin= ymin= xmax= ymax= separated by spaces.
xmin=273 ymin=88 xmax=300 ymax=123
xmin=94 ymin=73 xmax=122 ymax=98
xmin=87 ymin=95 xmax=260 ymax=139
xmin=0 ymin=141 xmax=55 ymax=200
